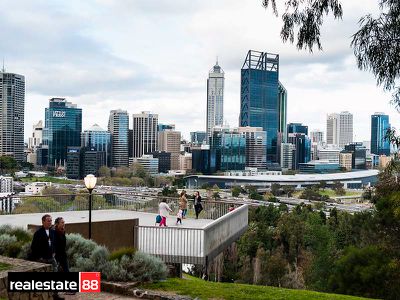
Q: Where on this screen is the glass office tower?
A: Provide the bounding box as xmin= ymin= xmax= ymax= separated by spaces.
xmin=240 ymin=50 xmax=286 ymax=163
xmin=81 ymin=124 xmax=111 ymax=166
xmin=371 ymin=113 xmax=390 ymax=156
xmin=210 ymin=127 xmax=246 ymax=171
xmin=43 ymin=98 xmax=82 ymax=166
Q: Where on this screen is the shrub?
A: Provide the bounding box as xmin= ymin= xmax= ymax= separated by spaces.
xmin=109 ymin=247 xmax=137 ymax=261
xmin=0 ymin=234 xmax=17 ymax=255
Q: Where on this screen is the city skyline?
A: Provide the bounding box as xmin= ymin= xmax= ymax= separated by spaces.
xmin=0 ymin=1 xmax=397 ymax=142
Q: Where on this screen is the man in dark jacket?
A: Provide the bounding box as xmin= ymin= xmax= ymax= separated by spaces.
xmin=30 ymin=214 xmax=57 ymax=271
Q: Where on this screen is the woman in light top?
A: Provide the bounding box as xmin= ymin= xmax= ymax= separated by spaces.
xmin=179 ymin=190 xmax=188 ymax=218
xmin=158 ymin=199 xmax=172 ymax=227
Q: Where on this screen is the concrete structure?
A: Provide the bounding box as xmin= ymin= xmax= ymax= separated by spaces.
xmin=27 ymin=120 xmax=43 ymax=165
xmin=158 ymin=129 xmax=181 ymax=170
xmin=25 ymin=182 xmax=51 ymax=194
xmin=224 ymin=168 xmax=282 ymax=176
xmin=0 ymin=176 xmax=13 ymax=193
xmin=186 ymin=170 xmax=379 ymax=189
xmin=151 ymin=151 xmax=171 ymax=173
xmin=179 ymin=152 xmax=192 ymax=171
xmin=280 ymin=143 xmax=295 ymax=170
xmin=108 ymin=109 xmax=129 ymax=167
xmin=132 ymin=111 xmax=158 ymax=159
xmin=206 ymin=61 xmax=224 ymax=137
xmin=238 ymin=126 xmax=267 ymax=169
xmin=134 ymin=154 xmax=159 ymax=175
xmin=326 ymin=111 xmax=353 ymax=147
xmin=310 ymin=130 xmax=324 ymax=144
xmin=0 ymin=71 xmax=25 ymax=162
xmin=340 ymin=152 xmax=353 ymax=171
xmin=317 ymin=147 xmax=341 ymax=163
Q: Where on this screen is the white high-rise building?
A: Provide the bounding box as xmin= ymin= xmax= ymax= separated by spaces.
xmin=108 ymin=110 xmax=129 ymax=167
xmin=27 ymin=120 xmax=43 ymax=165
xmin=206 ymin=60 xmax=224 ymax=137
xmin=158 ymin=129 xmax=181 ymax=170
xmin=326 ymin=111 xmax=353 ymax=147
xmin=238 ymin=126 xmax=267 ymax=169
xmin=310 ymin=130 xmax=324 ymax=144
xmin=0 ymin=71 xmax=25 ymax=162
xmin=132 ymin=111 xmax=158 ymax=158
xmin=280 ymin=143 xmax=295 ymax=170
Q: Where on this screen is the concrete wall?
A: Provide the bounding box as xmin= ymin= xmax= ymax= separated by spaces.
xmin=28 ymin=219 xmax=138 ymax=251
xmin=203 ymin=204 xmax=248 ymax=261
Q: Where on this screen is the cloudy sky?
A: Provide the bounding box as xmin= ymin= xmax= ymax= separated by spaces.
xmin=0 ymin=0 xmax=396 ymax=142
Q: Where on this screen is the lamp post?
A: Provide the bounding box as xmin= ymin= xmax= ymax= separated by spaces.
xmin=84 ymin=174 xmax=97 ymax=239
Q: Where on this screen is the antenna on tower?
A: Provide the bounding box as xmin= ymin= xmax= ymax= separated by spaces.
xmin=216 ymin=56 xmax=219 ymax=66
xmin=1 ymin=58 xmax=4 ymax=73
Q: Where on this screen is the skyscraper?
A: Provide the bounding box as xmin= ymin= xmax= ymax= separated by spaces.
xmin=287 ymin=123 xmax=308 ymax=136
xmin=132 ymin=111 xmax=158 ymax=158
xmin=310 ymin=130 xmax=324 ymax=144
xmin=326 ymin=111 xmax=353 ymax=147
xmin=27 ymin=120 xmax=43 ymax=165
xmin=108 ymin=110 xmax=129 ymax=167
xmin=240 ymin=50 xmax=286 ymax=163
xmin=81 ymin=124 xmax=111 ymax=166
xmin=206 ymin=61 xmax=224 ymax=137
xmin=371 ymin=113 xmax=390 ymax=156
xmin=287 ymin=133 xmax=311 ymax=170
xmin=158 ymin=129 xmax=181 ymax=170
xmin=43 ymin=98 xmax=82 ymax=166
xmin=0 ymin=71 xmax=25 ymax=162
xmin=238 ymin=126 xmax=267 ymax=169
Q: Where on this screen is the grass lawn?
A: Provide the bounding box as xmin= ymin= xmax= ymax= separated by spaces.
xmin=0 ymin=262 xmax=12 ymax=271
xmin=20 ymin=176 xmax=75 ymax=184
xmin=319 ymin=189 xmax=362 ymax=197
xmin=141 ymin=275 xmax=373 ymax=300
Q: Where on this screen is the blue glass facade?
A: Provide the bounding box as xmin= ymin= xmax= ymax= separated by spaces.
xmin=44 ymin=98 xmax=82 ymax=166
xmin=287 ymin=123 xmax=308 ymax=136
xmin=192 ymin=149 xmax=216 ymax=174
xmin=287 ymin=133 xmax=311 ymax=170
xmin=240 ymin=51 xmax=283 ymax=163
xmin=81 ymin=124 xmax=111 ymax=167
xmin=371 ymin=113 xmax=390 ymax=156
xmin=210 ymin=129 xmax=246 ymax=171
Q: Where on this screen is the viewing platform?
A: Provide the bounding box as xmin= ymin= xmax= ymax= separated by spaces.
xmin=0 ymin=193 xmax=248 ymax=266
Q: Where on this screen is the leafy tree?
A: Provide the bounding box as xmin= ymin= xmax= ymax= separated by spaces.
xmin=282 ymin=185 xmax=295 ymax=197
xmin=328 ymin=246 xmax=394 ymax=299
xmin=0 ymin=156 xmax=18 ymax=174
xmin=20 ymin=162 xmax=34 ymax=171
xmin=262 ymin=0 xmax=400 ymax=105
xmin=113 ymin=166 xmax=131 ymax=178
xmin=130 ymin=163 xmax=147 ymax=179
xmin=98 ymin=166 xmax=111 ymax=177
xmin=212 ymin=191 xmax=221 ymax=200
xmin=271 ymin=183 xmax=282 ymax=196
xmin=332 ymin=182 xmax=346 ymax=196
xmin=231 ymin=186 xmax=241 ymax=197
xmin=318 ymin=181 xmax=327 ymax=190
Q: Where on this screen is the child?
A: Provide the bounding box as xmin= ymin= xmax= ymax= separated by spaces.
xmin=176 ymin=209 xmax=183 ymax=225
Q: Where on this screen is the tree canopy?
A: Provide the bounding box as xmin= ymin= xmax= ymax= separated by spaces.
xmin=262 ymin=0 xmax=400 ymax=106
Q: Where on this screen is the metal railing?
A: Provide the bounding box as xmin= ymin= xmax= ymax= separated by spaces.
xmin=136 ymin=225 xmax=205 ymax=265
xmin=135 ymin=204 xmax=249 ymax=265
xmin=1 ymin=193 xmax=241 ymax=221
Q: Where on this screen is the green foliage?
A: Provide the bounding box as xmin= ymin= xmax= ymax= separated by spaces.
xmin=0 ymin=226 xmax=32 ymax=258
xmin=14 ymin=197 xmax=62 ymax=213
xmin=332 ymin=182 xmax=346 ymax=196
xmin=161 ymin=186 xmax=178 ymax=197
xmin=270 ymin=183 xmax=282 ymax=196
xmin=142 ymin=274 xmax=371 ymax=300
xmin=109 ymin=247 xmax=137 ymax=261
xmin=299 ymin=187 xmax=329 ymax=201
xmin=98 ymin=165 xmax=111 ymax=177
xmin=231 ymin=186 xmax=241 ymax=197
xmin=213 ymin=191 xmax=221 ymax=200
xmin=329 ymin=246 xmax=397 ymax=299
xmin=0 ymin=156 xmax=18 ymax=173
xmin=66 ymin=233 xmax=167 ymax=282
xmin=282 ymin=185 xmax=295 ymax=197
xmin=249 ymin=191 xmax=263 ymax=200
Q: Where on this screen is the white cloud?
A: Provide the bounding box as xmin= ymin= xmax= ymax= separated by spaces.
xmin=0 ymin=0 xmax=396 ymax=142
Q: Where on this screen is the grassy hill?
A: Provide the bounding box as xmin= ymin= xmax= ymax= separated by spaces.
xmin=141 ymin=275 xmax=374 ymax=300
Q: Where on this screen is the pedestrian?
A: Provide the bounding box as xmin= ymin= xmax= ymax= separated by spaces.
xmin=30 ymin=214 xmax=57 ymax=271
xmin=194 ymin=191 xmax=203 ymax=219
xmin=179 ymin=190 xmax=188 ymax=218
xmin=228 ymin=204 xmax=235 ymax=212
xmin=54 ymin=217 xmax=69 ymax=273
xmin=176 ymin=209 xmax=183 ymax=225
xmin=158 ymin=199 xmax=172 ymax=227
xmin=30 ymin=214 xmax=64 ymax=300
